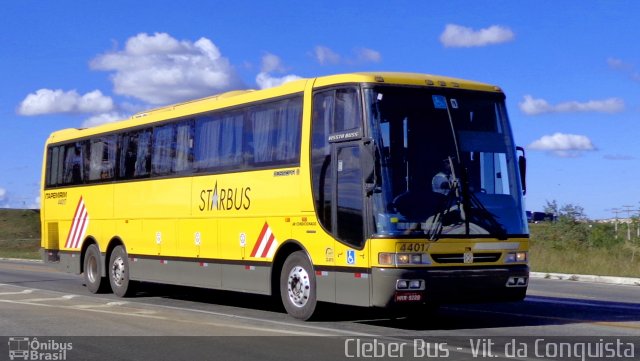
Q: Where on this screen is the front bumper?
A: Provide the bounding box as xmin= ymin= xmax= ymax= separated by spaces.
xmin=371 ymin=265 xmax=529 ymax=307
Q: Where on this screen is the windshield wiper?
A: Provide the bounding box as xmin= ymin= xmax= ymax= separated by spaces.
xmin=425 ymin=157 xmax=506 ymax=239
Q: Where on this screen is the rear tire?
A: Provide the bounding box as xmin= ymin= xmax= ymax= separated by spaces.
xmin=280 ymin=251 xmax=317 ymax=320
xmin=83 ymin=244 xmax=109 ymax=293
xmin=109 ymin=245 xmax=135 ymax=297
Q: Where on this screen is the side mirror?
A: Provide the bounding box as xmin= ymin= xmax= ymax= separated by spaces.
xmin=516 ymin=146 xmax=527 ymax=195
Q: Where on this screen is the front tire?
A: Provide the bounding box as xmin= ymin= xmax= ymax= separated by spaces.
xmin=83 ymin=244 xmax=109 ymax=293
xmin=109 ymin=245 xmax=135 ymax=297
xmin=280 ymin=251 xmax=317 ymax=320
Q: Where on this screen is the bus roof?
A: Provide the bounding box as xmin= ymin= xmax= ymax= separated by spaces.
xmin=45 ymin=72 xmax=502 ymax=144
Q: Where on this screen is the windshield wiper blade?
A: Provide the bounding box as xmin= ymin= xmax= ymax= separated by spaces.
xmin=467 ymin=189 xmax=508 ymax=239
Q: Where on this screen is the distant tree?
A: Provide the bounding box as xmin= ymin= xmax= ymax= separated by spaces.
xmin=543 ymin=200 xmax=558 ymax=216
xmin=559 ymin=203 xmax=588 ymax=222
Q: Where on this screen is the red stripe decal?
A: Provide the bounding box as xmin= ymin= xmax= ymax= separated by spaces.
xmin=65 ymin=197 xmax=84 ymax=248
xmin=72 ymin=208 xmax=88 ymax=248
xmin=250 ymin=222 xmax=269 ymax=257
xmin=260 ymin=233 xmax=276 ymax=258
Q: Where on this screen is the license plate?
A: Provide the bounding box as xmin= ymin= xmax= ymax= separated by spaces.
xmin=395 ymin=292 xmax=422 ymax=302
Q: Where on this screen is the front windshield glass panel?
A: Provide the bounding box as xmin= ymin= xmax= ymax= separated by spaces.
xmin=365 ymin=86 xmax=528 ymax=238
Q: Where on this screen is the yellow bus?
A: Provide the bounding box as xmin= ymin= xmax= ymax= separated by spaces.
xmin=41 ymin=72 xmax=529 ymax=320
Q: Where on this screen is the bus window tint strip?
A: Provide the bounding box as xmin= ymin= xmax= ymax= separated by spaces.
xmin=44 ymin=95 xmax=303 ymax=188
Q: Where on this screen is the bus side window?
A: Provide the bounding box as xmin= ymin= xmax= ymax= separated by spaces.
xmin=152 ymin=124 xmax=176 ymax=176
xmin=62 ymin=142 xmax=86 ymax=185
xmin=88 ymin=136 xmax=117 ymax=181
xmin=118 ymin=130 xmax=151 ymax=179
xmin=47 ymin=146 xmax=64 ymax=186
xmin=249 ymin=97 xmax=302 ymax=167
xmin=173 ymin=121 xmax=194 ymax=174
xmin=334 ymin=88 xmax=361 ymax=131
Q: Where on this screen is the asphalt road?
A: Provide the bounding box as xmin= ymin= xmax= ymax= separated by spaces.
xmin=1 ymin=259 xmax=639 ymax=360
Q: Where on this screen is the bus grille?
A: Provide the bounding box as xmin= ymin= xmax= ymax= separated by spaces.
xmin=432 ymin=253 xmax=501 ymax=264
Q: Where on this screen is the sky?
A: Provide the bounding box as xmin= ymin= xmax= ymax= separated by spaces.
xmin=1 ymin=1 xmax=639 ymax=220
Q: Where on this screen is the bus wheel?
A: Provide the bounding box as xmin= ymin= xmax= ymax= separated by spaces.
xmin=280 ymin=251 xmax=317 ymax=320
xmin=83 ymin=244 xmax=109 ymax=293
xmin=109 ymin=245 xmax=135 ymax=297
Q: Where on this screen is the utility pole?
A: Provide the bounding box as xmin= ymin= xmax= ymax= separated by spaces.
xmin=622 ymin=205 xmax=635 ymax=241
xmin=609 ymin=208 xmax=621 ymax=239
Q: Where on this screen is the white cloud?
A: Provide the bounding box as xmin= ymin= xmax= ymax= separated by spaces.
xmin=529 ymin=133 xmax=596 ymax=157
xmin=18 ymin=89 xmax=114 ymax=116
xmin=256 ymin=73 xmax=303 ymax=90
xmin=0 ymin=187 xmax=9 ymax=208
xmin=607 ymin=57 xmax=631 ymax=71
xmin=255 ymin=53 xmax=302 ymax=89
xmin=519 ymin=95 xmax=625 ymax=115
xmin=607 ymin=57 xmax=640 ymax=82
xmin=440 ymin=24 xmax=514 ymax=48
xmin=353 ymin=47 xmax=381 ymax=63
xmin=82 ymin=112 xmax=127 ymax=128
xmin=314 ymin=46 xmax=341 ymax=65
xmin=312 ymin=46 xmax=381 ymax=65
xmin=90 ymin=32 xmax=243 ymax=105
xmin=260 ymin=53 xmax=285 ymax=73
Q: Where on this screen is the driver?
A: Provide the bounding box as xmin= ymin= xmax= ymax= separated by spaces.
xmin=431 ymin=161 xmax=451 ymax=195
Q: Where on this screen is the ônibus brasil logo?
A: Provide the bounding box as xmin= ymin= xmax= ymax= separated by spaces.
xmin=8 ymin=337 xmax=72 ymax=361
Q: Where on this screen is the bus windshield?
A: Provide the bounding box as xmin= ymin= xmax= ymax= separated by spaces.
xmin=365 ymin=86 xmax=528 ymax=238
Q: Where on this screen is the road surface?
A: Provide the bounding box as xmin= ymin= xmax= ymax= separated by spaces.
xmin=1 ymin=259 xmax=638 ymax=360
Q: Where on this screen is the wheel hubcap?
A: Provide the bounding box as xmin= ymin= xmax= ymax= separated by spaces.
xmin=87 ymin=256 xmax=98 ymax=283
xmin=111 ymin=256 xmax=126 ymax=287
xmin=287 ymin=266 xmax=310 ymax=308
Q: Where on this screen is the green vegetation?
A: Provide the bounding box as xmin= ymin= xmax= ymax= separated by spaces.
xmin=0 ymin=209 xmax=41 ymax=259
xmin=529 ymin=201 xmax=640 ymax=278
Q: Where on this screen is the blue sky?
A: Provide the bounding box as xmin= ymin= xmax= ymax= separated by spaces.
xmin=1 ymin=1 xmax=639 ymax=219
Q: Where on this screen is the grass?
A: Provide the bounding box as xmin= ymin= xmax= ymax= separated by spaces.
xmin=529 ymin=221 xmax=640 ymax=278
xmin=0 ymin=209 xmax=41 ymax=260
xmin=0 ymin=238 xmax=40 ymax=259
xmin=529 ymin=240 xmax=640 ymax=278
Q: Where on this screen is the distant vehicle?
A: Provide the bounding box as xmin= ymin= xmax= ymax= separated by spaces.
xmin=532 ymin=212 xmax=555 ymax=223
xmin=40 ymin=72 xmax=529 ymax=320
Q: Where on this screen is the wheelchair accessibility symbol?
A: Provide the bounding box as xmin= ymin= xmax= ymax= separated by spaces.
xmin=347 ymin=250 xmax=355 ymax=265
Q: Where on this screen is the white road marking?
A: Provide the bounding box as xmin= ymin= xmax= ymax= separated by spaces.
xmin=0 ymin=289 xmax=34 ymax=296
xmin=20 ymin=294 xmax=77 ymax=302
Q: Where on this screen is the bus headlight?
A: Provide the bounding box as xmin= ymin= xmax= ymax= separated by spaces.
xmin=505 ymin=251 xmax=528 ymax=263
xmin=378 ymin=253 xmax=432 ymax=266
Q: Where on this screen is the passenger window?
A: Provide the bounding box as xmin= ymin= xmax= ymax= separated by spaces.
xmin=174 ymin=121 xmax=194 ymax=173
xmin=119 ymin=129 xmax=151 ymax=179
xmin=152 ymin=124 xmax=176 ymax=176
xmin=62 ymin=142 xmax=86 ymax=185
xmin=250 ymin=97 xmax=302 ymax=166
xmin=194 ymin=112 xmax=245 ymax=171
